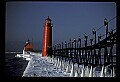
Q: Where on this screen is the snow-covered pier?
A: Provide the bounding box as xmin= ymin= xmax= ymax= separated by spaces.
xmin=16 ymin=17 xmax=116 ymax=77
xmin=22 ymin=53 xmax=70 ymax=77
xmin=21 ymin=52 xmax=115 ymax=77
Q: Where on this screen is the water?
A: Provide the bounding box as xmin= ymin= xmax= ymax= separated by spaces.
xmin=5 ymin=52 xmax=29 ymax=77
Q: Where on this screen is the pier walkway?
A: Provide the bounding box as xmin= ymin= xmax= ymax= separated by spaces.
xmin=22 ymin=53 xmax=70 ymax=77
xmin=22 ymin=53 xmax=115 ymax=77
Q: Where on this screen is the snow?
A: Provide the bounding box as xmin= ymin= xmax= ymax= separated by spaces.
xmin=15 ymin=52 xmax=115 ymax=77
xmin=22 ymin=53 xmax=70 ymax=77
xmin=16 ymin=54 xmax=31 ymax=61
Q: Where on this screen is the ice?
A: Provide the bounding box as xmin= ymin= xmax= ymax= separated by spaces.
xmin=19 ymin=52 xmax=115 ymax=77
xmin=22 ymin=53 xmax=70 ymax=77
xmin=5 ymin=52 xmax=22 ymax=54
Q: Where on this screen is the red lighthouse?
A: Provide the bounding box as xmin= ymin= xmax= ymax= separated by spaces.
xmin=42 ymin=16 xmax=52 ymax=57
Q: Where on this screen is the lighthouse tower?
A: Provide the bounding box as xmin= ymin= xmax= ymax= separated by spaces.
xmin=42 ymin=16 xmax=52 ymax=57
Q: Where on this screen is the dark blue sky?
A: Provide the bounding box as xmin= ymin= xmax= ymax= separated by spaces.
xmin=5 ymin=1 xmax=116 ymax=52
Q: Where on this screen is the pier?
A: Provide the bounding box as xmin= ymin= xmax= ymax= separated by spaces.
xmin=47 ymin=17 xmax=117 ymax=77
xmin=22 ymin=17 xmax=116 ymax=77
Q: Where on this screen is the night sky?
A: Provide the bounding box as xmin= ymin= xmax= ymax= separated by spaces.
xmin=5 ymin=1 xmax=116 ymax=52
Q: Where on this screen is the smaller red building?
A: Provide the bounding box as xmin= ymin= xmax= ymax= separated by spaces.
xmin=24 ymin=40 xmax=33 ymax=51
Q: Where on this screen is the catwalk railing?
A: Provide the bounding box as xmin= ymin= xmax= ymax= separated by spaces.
xmin=47 ymin=17 xmax=117 ymax=76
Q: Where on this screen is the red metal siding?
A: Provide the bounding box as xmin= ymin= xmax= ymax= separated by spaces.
xmin=42 ymin=17 xmax=52 ymax=57
xmin=24 ymin=43 xmax=33 ymax=51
